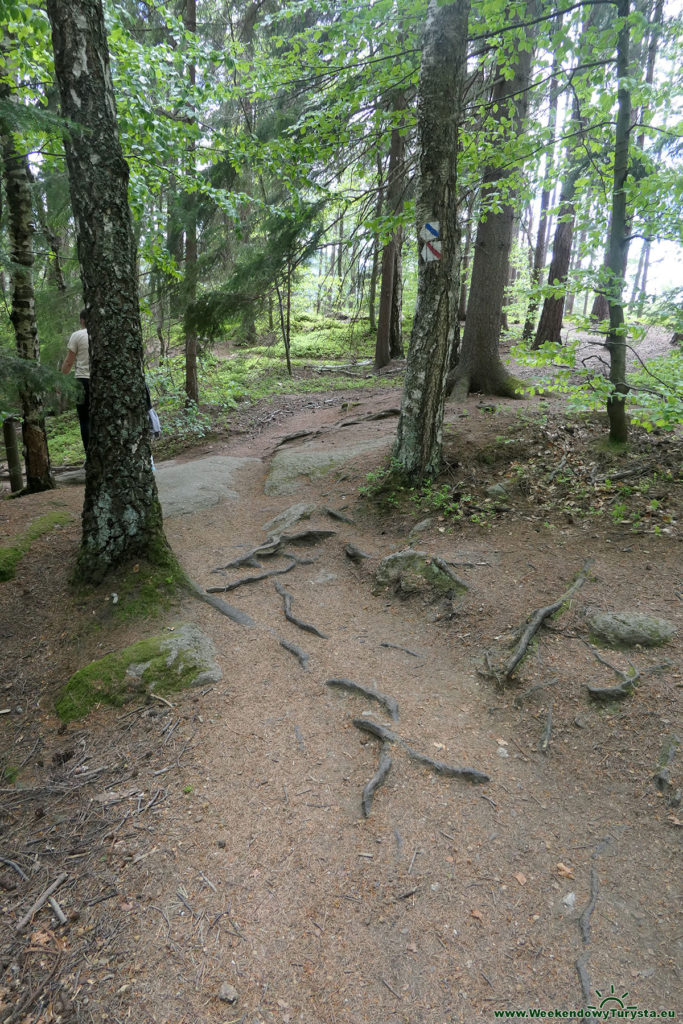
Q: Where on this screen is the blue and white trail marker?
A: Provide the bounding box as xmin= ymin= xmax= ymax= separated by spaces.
xmin=419 ymin=220 xmax=442 ymax=262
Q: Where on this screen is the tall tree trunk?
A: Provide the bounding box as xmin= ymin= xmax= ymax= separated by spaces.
xmin=523 ymin=51 xmax=559 ymax=342
xmin=532 ymin=156 xmax=585 ymax=348
xmin=605 ymin=0 xmax=632 ymax=444
xmin=184 ymin=0 xmax=199 ymax=405
xmin=0 ymin=115 xmax=55 ymax=493
xmin=375 ymin=115 xmax=406 ymax=368
xmin=46 ymin=0 xmax=166 ymax=583
xmin=367 ymin=154 xmax=384 ymax=331
xmin=451 ymin=5 xmax=536 ymax=398
xmin=389 ymin=233 xmax=404 ymax=359
xmin=393 ymin=0 xmax=470 ymax=482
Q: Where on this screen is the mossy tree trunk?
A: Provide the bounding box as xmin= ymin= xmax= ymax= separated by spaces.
xmin=375 ymin=97 xmax=406 ymax=369
xmin=393 ymin=0 xmax=470 ymax=482
xmin=0 ymin=69 xmax=54 ymax=494
xmin=46 ymin=0 xmax=168 ymax=583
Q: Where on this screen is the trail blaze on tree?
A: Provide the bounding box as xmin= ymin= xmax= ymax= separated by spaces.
xmin=46 ymin=0 xmax=167 ymax=582
xmin=393 ymin=0 xmax=470 ymax=482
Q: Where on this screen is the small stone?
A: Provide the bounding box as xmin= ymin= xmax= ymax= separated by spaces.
xmin=486 ymin=483 xmax=508 ymax=499
xmin=587 ymin=610 xmax=675 ymax=648
xmin=217 ymin=839 xmax=226 ymax=849
xmin=218 ymin=982 xmax=239 ymax=1004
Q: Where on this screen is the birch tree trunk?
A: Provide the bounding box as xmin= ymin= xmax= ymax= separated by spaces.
xmin=46 ymin=0 xmax=167 ymax=583
xmin=393 ymin=0 xmax=469 ymax=481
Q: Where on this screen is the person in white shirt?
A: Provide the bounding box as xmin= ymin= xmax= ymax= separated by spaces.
xmin=61 ymin=309 xmax=90 ymax=453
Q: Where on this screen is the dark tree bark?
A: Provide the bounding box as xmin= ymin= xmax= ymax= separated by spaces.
xmin=451 ymin=5 xmax=536 ymax=398
xmin=184 ymin=0 xmax=199 ymax=405
xmin=532 ymin=157 xmax=585 ymax=348
xmin=0 ymin=74 xmax=55 ymax=493
xmin=46 ymin=0 xmax=167 ymax=583
xmin=522 ymin=50 xmax=559 ymax=342
xmin=393 ymin=0 xmax=470 ymax=481
xmin=605 ymin=0 xmax=633 ymax=443
xmin=375 ymin=98 xmax=407 ymax=368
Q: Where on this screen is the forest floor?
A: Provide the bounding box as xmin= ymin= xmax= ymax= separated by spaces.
xmin=0 ymin=328 xmax=681 ymax=1024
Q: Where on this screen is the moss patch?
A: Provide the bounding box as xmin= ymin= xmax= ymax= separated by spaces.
xmin=0 ymin=510 xmax=71 ymax=582
xmin=56 ymin=623 xmax=221 ymax=722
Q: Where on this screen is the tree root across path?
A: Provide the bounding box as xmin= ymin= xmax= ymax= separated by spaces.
xmin=275 ymin=581 xmax=329 ymax=639
xmin=361 ymin=743 xmax=392 ymax=818
xmin=211 ymin=529 xmax=336 ymax=572
xmin=352 ymin=717 xmax=490 ymax=817
xmin=485 ymin=560 xmax=593 ymax=684
xmin=325 ymin=678 xmax=399 ymax=721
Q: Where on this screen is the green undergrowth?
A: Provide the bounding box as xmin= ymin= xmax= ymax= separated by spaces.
xmin=73 ymin=550 xmax=187 ymax=629
xmin=0 ymin=510 xmax=71 ymax=581
xmin=47 ymin=316 xmax=398 ymax=464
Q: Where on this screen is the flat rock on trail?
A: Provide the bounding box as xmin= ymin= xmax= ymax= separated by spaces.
xmin=0 ymin=388 xmax=680 ymax=1024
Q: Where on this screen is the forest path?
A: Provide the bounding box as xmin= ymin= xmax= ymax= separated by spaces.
xmin=0 ymin=385 xmax=681 ymax=1024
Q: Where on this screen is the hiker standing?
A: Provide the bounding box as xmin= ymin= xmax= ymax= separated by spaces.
xmin=61 ymin=308 xmax=90 ymax=453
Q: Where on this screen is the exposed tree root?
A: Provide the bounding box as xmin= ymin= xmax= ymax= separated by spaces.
xmin=279 ymin=638 xmax=309 ymax=670
xmin=186 ymin=580 xmax=255 ymax=626
xmin=584 ymin=645 xmax=641 ymax=701
xmin=579 ymin=865 xmax=599 ymax=945
xmin=345 ymin=543 xmax=370 ymax=563
xmin=325 ymin=678 xmax=399 ymax=721
xmin=361 ymin=742 xmax=393 ymax=817
xmin=538 ymin=707 xmax=553 ymax=754
xmin=324 ymin=507 xmax=354 ymax=524
xmin=352 ymin=718 xmax=489 ymax=785
xmin=487 ymin=560 xmax=593 ymax=683
xmin=212 ymin=530 xmax=335 ymax=572
xmin=575 ymin=952 xmax=593 ymax=1008
xmin=273 ymin=428 xmax=322 ymax=449
xmin=275 ymin=580 xmax=329 ymax=639
xmin=207 ymin=556 xmax=300 ymax=593
xmin=352 ymin=718 xmax=399 ymax=744
xmin=586 ymin=675 xmax=639 ymax=701
xmin=405 ymin=747 xmax=489 ymax=784
xmin=380 ymin=641 xmax=421 ymax=658
xmin=339 ymin=407 xmax=400 ymax=427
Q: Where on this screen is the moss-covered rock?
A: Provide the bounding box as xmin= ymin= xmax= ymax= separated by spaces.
xmin=374 ymin=549 xmax=468 ymax=600
xmin=587 ymin=610 xmax=675 ymax=648
xmin=56 ymin=623 xmax=221 ymax=722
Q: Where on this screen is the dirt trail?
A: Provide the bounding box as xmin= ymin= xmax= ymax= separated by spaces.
xmin=0 ymin=387 xmax=681 ymax=1024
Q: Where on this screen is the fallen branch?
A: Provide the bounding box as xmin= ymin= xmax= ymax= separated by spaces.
xmin=279 ymin=638 xmax=310 ymax=670
xmin=405 ymin=747 xmax=490 ymax=784
xmin=325 ymin=678 xmax=399 ymax=721
xmin=497 ymin=560 xmax=593 ymax=682
xmin=361 ymin=742 xmax=393 ymax=817
xmin=15 ymin=872 xmax=68 ymax=932
xmin=275 ymin=580 xmax=329 ymax=639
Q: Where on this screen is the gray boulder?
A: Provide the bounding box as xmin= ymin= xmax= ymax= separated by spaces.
xmin=375 ymin=548 xmax=468 ymax=600
xmin=587 ymin=610 xmax=675 ymax=648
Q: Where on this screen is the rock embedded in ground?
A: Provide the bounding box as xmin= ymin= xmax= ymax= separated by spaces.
xmin=55 ymin=624 xmax=222 ymax=722
xmin=218 ymin=982 xmax=239 ymax=1004
xmin=587 ymin=610 xmax=676 ymax=648
xmin=262 ymin=502 xmax=316 ymax=534
xmin=265 ymin=437 xmax=389 ymax=495
xmin=374 ymin=549 xmax=468 ymax=600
